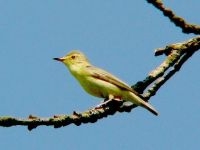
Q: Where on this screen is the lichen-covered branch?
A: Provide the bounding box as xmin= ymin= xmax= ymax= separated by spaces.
xmin=0 ymin=36 xmax=199 ymax=130
xmin=147 ymin=0 xmax=200 ymax=34
xmin=137 ymin=36 xmax=200 ymax=99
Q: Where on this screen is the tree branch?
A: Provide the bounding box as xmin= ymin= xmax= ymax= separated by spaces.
xmin=147 ymin=0 xmax=200 ymax=34
xmin=0 ymin=36 xmax=199 ymax=130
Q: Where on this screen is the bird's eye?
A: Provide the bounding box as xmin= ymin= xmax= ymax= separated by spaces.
xmin=71 ymin=55 xmax=76 ymax=59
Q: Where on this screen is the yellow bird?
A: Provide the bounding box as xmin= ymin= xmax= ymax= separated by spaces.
xmin=54 ymin=50 xmax=158 ymax=116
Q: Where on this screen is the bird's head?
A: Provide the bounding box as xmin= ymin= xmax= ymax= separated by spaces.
xmin=54 ymin=50 xmax=90 ymax=67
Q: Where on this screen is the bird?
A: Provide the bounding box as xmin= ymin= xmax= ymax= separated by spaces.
xmin=54 ymin=50 xmax=158 ymax=116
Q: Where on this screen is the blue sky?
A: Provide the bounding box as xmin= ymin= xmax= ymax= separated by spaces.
xmin=0 ymin=1 xmax=200 ymax=150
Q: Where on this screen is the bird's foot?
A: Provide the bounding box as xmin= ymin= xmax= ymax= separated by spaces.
xmin=96 ymin=98 xmax=123 ymax=109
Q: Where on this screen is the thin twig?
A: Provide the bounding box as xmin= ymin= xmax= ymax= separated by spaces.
xmin=147 ymin=0 xmax=200 ymax=34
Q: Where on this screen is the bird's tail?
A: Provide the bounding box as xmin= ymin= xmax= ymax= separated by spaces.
xmin=129 ymin=92 xmax=158 ymax=116
xmin=140 ymin=101 xmax=158 ymax=116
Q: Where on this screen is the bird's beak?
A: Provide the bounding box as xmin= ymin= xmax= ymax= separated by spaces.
xmin=53 ymin=57 xmax=65 ymax=62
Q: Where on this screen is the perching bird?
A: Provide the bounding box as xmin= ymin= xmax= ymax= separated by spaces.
xmin=54 ymin=50 xmax=158 ymax=116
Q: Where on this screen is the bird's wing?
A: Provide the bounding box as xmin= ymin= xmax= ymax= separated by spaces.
xmin=87 ymin=66 xmax=140 ymax=96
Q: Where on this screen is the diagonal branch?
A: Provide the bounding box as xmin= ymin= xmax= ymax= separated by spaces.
xmin=0 ymin=36 xmax=199 ymax=130
xmin=147 ymin=0 xmax=200 ymax=34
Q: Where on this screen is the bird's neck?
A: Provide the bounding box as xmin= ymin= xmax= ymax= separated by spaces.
xmin=67 ymin=62 xmax=91 ymax=76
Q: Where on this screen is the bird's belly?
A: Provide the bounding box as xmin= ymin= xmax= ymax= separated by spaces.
xmin=77 ymin=76 xmax=122 ymax=99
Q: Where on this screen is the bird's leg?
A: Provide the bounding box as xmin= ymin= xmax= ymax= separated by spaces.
xmin=96 ymin=95 xmax=123 ymax=108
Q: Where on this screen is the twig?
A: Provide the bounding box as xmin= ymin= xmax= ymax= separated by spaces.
xmin=147 ymin=0 xmax=200 ymax=34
